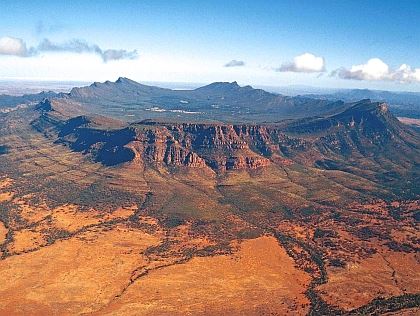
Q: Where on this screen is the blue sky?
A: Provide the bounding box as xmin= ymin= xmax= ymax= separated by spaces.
xmin=1 ymin=0 xmax=420 ymax=91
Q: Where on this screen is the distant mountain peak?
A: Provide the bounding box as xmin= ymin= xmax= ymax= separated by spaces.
xmin=115 ymin=77 xmax=138 ymax=85
xmin=194 ymin=81 xmax=247 ymax=93
xmin=116 ymin=77 xmax=128 ymax=83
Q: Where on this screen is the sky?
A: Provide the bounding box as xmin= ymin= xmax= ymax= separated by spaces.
xmin=1 ymin=0 xmax=420 ymax=91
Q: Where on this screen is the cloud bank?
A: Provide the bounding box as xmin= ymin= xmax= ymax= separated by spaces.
xmin=38 ymin=39 xmax=138 ymax=62
xmin=224 ymin=59 xmax=245 ymax=67
xmin=332 ymin=58 xmax=420 ymax=83
xmin=0 ymin=37 xmax=31 ymax=57
xmin=0 ymin=36 xmax=138 ymax=62
xmin=276 ymin=53 xmax=325 ymax=73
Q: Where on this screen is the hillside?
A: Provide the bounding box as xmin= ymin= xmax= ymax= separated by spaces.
xmin=305 ymin=89 xmax=420 ymax=119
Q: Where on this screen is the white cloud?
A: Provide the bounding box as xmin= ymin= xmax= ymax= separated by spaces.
xmin=0 ymin=37 xmax=29 ymax=57
xmin=224 ymin=60 xmax=245 ymax=67
xmin=276 ymin=53 xmax=325 ymax=73
xmin=333 ymin=58 xmax=420 ymax=83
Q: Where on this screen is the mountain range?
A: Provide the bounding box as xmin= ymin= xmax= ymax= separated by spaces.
xmin=58 ymin=77 xmax=348 ymax=123
xmin=0 ymin=78 xmax=419 ymax=315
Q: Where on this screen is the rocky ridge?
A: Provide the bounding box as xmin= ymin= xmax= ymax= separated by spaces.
xmin=32 ymin=99 xmax=420 ymax=174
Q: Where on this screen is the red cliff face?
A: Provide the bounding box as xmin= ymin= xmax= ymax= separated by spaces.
xmin=127 ymin=124 xmax=272 ymax=171
xmin=38 ymin=115 xmax=313 ymax=170
xmin=226 ymin=156 xmax=270 ymax=170
xmin=129 ymin=128 xmax=207 ymax=168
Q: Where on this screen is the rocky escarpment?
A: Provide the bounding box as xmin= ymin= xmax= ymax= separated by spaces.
xmin=32 ymin=100 xmax=420 ymax=173
xmin=108 ymin=123 xmax=274 ymax=170
xmin=127 ymin=128 xmax=208 ymax=168
xmin=32 ymin=113 xmax=289 ymax=170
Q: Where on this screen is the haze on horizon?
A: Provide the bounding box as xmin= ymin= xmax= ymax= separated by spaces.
xmin=1 ymin=0 xmax=420 ymax=92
